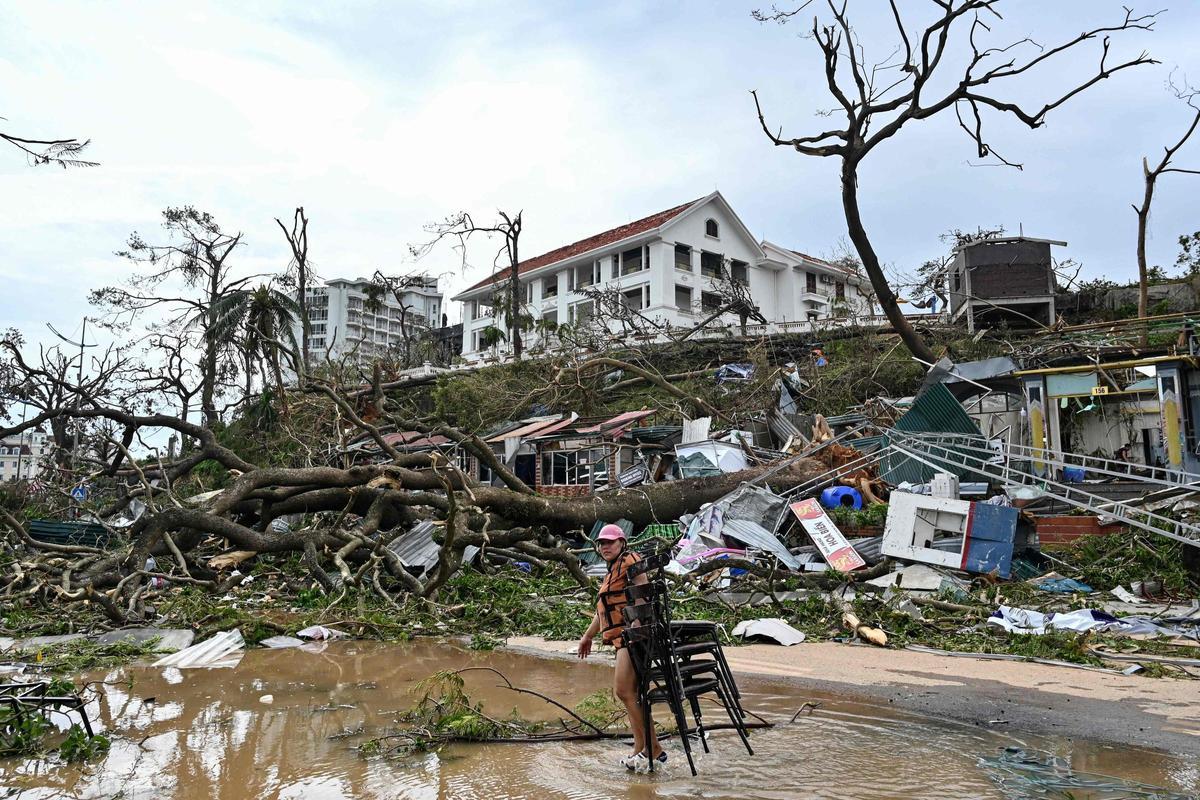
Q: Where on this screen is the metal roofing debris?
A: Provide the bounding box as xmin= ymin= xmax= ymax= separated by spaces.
xmin=382 ymin=431 xmax=452 ymax=448
xmin=153 ymin=630 xmax=245 ymax=669
xmin=28 ymin=519 xmax=113 ymax=549
xmin=721 ymin=519 xmax=802 ymax=571
xmin=682 ymin=417 xmax=712 ymax=444
xmin=485 ymin=416 xmax=566 ymax=443
xmin=714 ymin=363 xmax=755 ymax=383
xmin=921 ymin=356 xmax=1017 ymax=392
xmin=882 ymin=384 xmax=983 ymax=484
xmin=576 ymin=409 xmax=655 ymax=435
xmin=386 ymin=521 xmax=441 ymax=572
xmin=629 ymin=425 xmax=683 ymax=443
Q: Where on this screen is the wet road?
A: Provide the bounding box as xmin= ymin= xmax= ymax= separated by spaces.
xmin=1 ymin=640 xmax=1195 ymax=799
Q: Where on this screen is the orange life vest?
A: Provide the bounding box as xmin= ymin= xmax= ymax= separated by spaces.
xmin=597 ymin=550 xmax=641 ymax=646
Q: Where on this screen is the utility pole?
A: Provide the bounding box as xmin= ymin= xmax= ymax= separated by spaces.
xmin=46 ymin=317 xmax=96 ymax=470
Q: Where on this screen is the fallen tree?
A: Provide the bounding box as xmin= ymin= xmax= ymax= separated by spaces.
xmin=0 ymin=356 xmax=829 ymax=625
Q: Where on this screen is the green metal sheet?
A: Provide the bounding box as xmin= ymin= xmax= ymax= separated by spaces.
xmin=883 ymin=384 xmax=986 ymax=484
xmin=28 ymin=519 xmax=114 ymax=548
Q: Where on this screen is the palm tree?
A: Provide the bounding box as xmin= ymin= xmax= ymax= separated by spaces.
xmin=207 ymin=284 xmax=301 ymax=408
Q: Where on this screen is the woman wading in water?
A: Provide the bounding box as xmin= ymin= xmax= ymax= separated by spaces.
xmin=577 ymin=524 xmax=666 ymax=771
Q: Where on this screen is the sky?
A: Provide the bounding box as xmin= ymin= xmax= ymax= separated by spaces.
xmin=3 ymin=0 xmax=1200 ymax=359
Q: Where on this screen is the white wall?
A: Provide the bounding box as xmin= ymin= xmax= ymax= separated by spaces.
xmin=456 ymin=195 xmax=873 ymax=358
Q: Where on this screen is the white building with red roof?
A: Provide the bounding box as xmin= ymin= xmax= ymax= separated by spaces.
xmin=451 ymin=191 xmax=870 ymax=359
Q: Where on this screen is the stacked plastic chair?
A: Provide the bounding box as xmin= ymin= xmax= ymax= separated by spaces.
xmin=620 ymin=551 xmax=753 ymax=775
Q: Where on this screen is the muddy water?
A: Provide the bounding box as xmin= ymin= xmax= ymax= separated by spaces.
xmin=1 ymin=640 xmax=1196 ymax=799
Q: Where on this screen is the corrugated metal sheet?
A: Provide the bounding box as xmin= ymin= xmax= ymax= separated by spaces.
xmin=721 ymin=519 xmax=802 ymax=570
xmin=385 ymin=521 xmax=441 ymax=572
xmin=629 ymin=426 xmax=682 ymax=443
xmin=882 ymin=384 xmax=984 ymax=484
xmin=485 ymin=416 xmax=565 ymax=443
xmin=577 ymin=409 xmax=655 ymax=434
xmin=28 ymin=520 xmax=113 ymax=548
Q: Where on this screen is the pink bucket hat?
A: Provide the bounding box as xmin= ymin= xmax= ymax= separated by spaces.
xmin=596 ymin=524 xmax=626 ymax=542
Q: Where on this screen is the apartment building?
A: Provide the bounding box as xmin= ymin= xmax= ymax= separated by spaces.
xmin=451 ymin=191 xmax=870 ymax=359
xmin=0 ymin=427 xmax=49 ymax=482
xmin=295 ymin=276 xmax=443 ymax=363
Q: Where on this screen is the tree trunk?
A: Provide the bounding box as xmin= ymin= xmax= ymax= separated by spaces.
xmin=1136 ymin=157 xmax=1154 ymax=347
xmin=509 ymin=254 xmax=523 ymax=360
xmin=201 ymin=270 xmax=221 ymax=427
xmin=841 ymin=160 xmax=936 ymax=363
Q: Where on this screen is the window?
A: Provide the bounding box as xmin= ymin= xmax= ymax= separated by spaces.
xmin=675 ymin=285 xmax=693 ymax=311
xmin=622 ymin=287 xmax=648 ymax=311
xmin=806 ymin=273 xmax=817 ymax=293
xmin=835 ymin=282 xmax=845 ymax=300
xmin=574 ymin=261 xmax=600 ymax=289
xmin=525 ymin=282 xmax=533 ymax=303
xmin=701 ymin=291 xmax=723 ymax=312
xmin=705 ymin=218 xmax=719 ymax=238
xmin=730 ymin=260 xmax=748 ymax=284
xmin=674 ymin=244 xmax=692 ymax=272
xmin=540 ymin=450 xmax=597 ymax=486
xmin=570 ymin=299 xmax=595 ymax=325
xmin=611 ymin=254 xmax=620 ymax=279
xmin=543 ymin=275 xmax=559 ymax=298
xmin=620 ymin=246 xmax=645 ymax=276
xmin=700 ymin=251 xmax=723 ymax=278
xmin=952 ymin=270 xmax=962 ymax=292
xmin=542 ymin=309 xmax=558 ymax=327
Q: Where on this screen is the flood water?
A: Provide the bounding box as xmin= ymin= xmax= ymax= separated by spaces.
xmin=1 ymin=640 xmax=1196 ymax=799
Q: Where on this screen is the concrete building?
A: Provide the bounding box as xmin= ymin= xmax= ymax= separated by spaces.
xmin=0 ymin=427 xmax=50 ymax=482
xmin=452 ymin=192 xmax=871 ymax=360
xmin=947 ymin=236 xmax=1063 ymax=332
xmin=296 ymin=276 xmax=443 ymax=364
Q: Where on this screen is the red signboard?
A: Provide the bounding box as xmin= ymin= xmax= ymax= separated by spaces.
xmin=789 ymin=498 xmax=866 ymax=572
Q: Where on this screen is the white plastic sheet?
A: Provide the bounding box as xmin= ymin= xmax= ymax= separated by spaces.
xmin=731 ymin=618 xmax=806 ymax=646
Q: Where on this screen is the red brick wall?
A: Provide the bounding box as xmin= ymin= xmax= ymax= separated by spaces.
xmin=1036 ymin=516 xmax=1126 ymax=547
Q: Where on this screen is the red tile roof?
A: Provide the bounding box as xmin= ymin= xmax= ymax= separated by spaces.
xmin=458 ymin=198 xmax=702 ymax=295
xmin=790 ymin=249 xmax=858 ymax=277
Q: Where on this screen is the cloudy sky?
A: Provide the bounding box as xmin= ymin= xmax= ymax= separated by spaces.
xmin=3 ymin=0 xmax=1199 ymax=354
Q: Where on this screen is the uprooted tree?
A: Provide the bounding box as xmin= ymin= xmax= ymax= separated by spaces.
xmin=0 ymin=332 xmax=831 ymax=624
xmin=751 ymin=0 xmax=1159 ymax=362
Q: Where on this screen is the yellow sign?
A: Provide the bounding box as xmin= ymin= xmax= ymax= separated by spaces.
xmin=1091 ymin=386 xmax=1111 ymax=396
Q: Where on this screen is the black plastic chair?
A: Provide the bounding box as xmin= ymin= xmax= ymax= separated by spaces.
xmin=625 ymin=581 xmax=747 ymax=721
xmin=622 ymin=591 xmax=753 ymax=775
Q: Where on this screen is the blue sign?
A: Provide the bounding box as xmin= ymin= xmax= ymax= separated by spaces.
xmin=70 ymin=485 xmax=88 ymax=502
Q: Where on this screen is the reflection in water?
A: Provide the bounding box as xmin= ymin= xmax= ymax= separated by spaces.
xmin=0 ymin=641 xmax=1194 ymax=799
